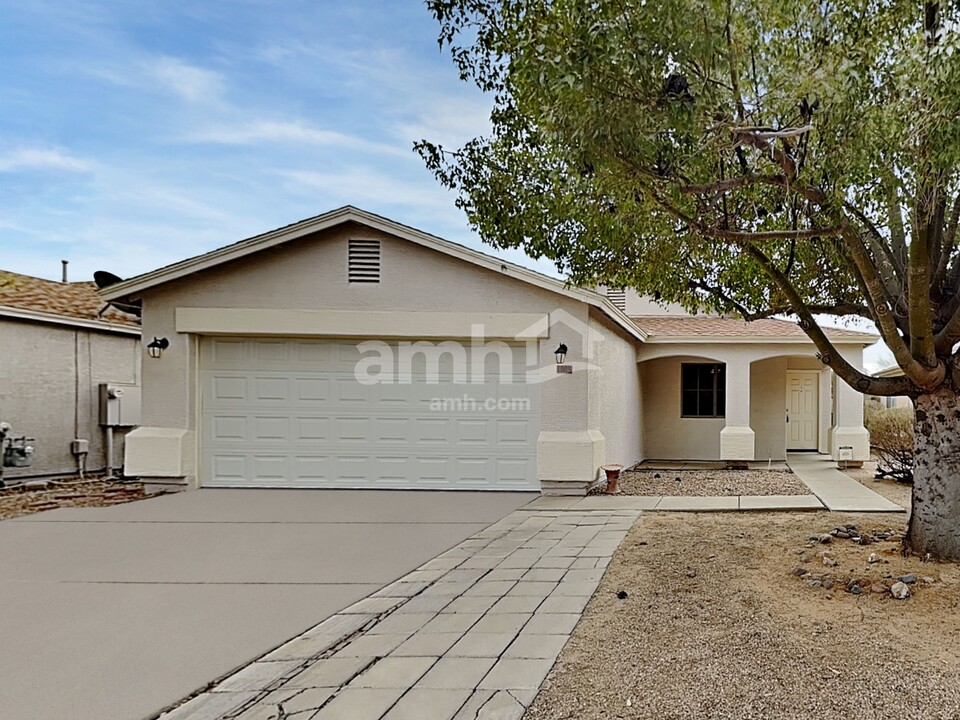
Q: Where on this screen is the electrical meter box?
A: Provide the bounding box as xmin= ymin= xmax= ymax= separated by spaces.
xmin=99 ymin=383 xmax=141 ymax=427
xmin=838 ymin=445 xmax=853 ymax=461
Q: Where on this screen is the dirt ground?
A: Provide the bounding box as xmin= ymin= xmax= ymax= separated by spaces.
xmin=611 ymin=469 xmax=810 ymax=497
xmin=528 ymin=510 xmax=960 ymax=720
xmin=0 ymin=477 xmax=153 ymax=521
xmin=844 ymin=460 xmax=913 ymax=508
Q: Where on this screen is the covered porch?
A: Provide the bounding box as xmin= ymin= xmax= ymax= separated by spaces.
xmin=637 ymin=343 xmax=870 ymax=464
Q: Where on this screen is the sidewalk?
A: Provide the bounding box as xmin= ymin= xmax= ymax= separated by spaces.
xmin=525 ymin=495 xmax=825 ymax=512
xmin=158 ymin=506 xmax=641 ymax=720
xmin=525 ymin=456 xmax=905 ymax=514
xmin=786 ymin=454 xmax=904 ymax=512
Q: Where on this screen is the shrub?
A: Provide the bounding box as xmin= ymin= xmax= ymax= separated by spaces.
xmin=864 ymin=405 xmax=914 ymax=484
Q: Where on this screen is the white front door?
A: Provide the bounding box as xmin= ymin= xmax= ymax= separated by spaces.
xmin=785 ymin=372 xmax=819 ymax=450
xmin=199 ymin=337 xmax=540 ymax=490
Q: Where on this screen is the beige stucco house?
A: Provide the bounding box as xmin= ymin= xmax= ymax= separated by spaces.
xmin=0 ymin=270 xmax=140 ymax=481
xmin=102 ymin=207 xmax=875 ymax=494
xmin=865 ymin=366 xmax=912 ymax=411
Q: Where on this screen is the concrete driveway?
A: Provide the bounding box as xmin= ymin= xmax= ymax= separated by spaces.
xmin=0 ymin=489 xmax=535 ymax=720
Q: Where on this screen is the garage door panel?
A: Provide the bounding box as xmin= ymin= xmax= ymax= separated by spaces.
xmin=201 ymin=338 xmax=539 ymax=490
xmin=334 ymin=417 xmax=371 ymax=443
xmin=294 ymin=417 xmax=329 ymax=441
xmin=374 ymin=418 xmax=411 ymax=444
xmin=295 ymin=377 xmax=330 ymax=401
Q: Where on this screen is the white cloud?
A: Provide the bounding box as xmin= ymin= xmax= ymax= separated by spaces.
xmin=0 ymin=148 xmax=91 ymax=173
xmin=184 ymin=120 xmax=410 ymax=158
xmin=275 ymin=167 xmax=451 ymax=209
xmin=143 ymin=56 xmax=226 ymax=103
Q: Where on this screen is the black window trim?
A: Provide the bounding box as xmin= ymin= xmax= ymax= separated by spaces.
xmin=680 ymin=362 xmax=726 ymax=418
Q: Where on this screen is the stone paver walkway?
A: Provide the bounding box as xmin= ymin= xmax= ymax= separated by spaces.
xmin=158 ymin=506 xmax=640 ymax=720
xmin=786 ymin=454 xmax=904 ymax=512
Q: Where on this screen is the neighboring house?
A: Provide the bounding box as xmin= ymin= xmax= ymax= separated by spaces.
xmin=0 ymin=269 xmax=141 ymax=480
xmin=865 ymin=366 xmax=913 ymax=410
xmin=101 ymin=207 xmax=875 ymax=495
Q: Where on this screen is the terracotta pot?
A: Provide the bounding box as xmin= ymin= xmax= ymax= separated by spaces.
xmin=601 ymin=464 xmax=624 ymax=494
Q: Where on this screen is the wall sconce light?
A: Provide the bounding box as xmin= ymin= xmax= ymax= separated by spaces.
xmin=554 ymin=343 xmax=568 ymax=364
xmin=146 ymin=336 xmax=169 ymax=359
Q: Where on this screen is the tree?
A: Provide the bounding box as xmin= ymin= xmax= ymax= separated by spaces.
xmin=416 ymin=0 xmax=960 ymax=559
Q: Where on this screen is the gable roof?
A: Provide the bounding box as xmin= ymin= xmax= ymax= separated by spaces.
xmin=632 ymin=315 xmax=878 ymax=345
xmin=99 ymin=205 xmax=645 ymax=342
xmin=0 ymin=269 xmax=140 ymax=333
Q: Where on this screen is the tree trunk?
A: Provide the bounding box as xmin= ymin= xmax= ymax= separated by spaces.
xmin=906 ymin=388 xmax=960 ymax=560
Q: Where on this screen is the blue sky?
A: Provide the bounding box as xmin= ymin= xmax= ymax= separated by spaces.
xmin=0 ymin=0 xmax=562 ymax=282
xmin=0 ymin=0 xmax=889 ymax=367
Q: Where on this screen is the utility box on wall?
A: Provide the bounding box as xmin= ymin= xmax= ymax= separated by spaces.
xmin=99 ymin=384 xmax=141 ymax=427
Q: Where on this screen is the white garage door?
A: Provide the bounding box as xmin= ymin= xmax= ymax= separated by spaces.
xmin=200 ymin=338 xmax=540 ymax=490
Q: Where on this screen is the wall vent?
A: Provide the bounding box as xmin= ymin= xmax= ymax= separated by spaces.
xmin=606 ymin=288 xmax=627 ymax=312
xmin=348 ymin=239 xmax=381 ymax=283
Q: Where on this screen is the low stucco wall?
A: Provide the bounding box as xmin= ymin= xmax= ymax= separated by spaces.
xmin=0 ymin=318 xmax=139 ymax=478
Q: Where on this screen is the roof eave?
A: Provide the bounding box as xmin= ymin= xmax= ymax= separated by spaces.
xmin=98 ymin=205 xmax=646 ymax=343
xmin=0 ymin=305 xmax=141 ymax=336
xmin=642 ymin=334 xmax=877 ymax=346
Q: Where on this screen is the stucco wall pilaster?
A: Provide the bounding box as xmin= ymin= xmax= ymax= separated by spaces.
xmin=831 ymin=347 xmax=870 ymax=462
xmin=123 ymin=302 xmax=199 ymax=487
xmin=720 ymin=357 xmax=755 ymax=461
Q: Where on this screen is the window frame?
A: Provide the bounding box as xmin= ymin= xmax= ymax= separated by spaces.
xmin=680 ymin=362 xmax=726 ymax=419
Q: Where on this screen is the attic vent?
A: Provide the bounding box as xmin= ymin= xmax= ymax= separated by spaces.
xmin=348 ymin=239 xmax=381 ymax=283
xmin=606 ymin=288 xmax=627 ymax=312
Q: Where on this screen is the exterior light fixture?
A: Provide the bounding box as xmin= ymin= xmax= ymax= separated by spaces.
xmin=146 ymin=337 xmax=169 ymax=359
xmin=554 ymin=343 xmax=568 ymax=364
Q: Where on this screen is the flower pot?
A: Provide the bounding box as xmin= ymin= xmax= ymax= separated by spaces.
xmin=601 ymin=464 xmax=624 ymax=494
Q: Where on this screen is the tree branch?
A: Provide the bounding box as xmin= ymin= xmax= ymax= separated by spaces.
xmin=933 ymin=192 xmax=960 ymax=293
xmin=743 ymin=243 xmax=914 ymax=396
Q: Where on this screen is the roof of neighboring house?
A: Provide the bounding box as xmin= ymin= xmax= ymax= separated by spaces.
xmin=873 ymin=365 xmax=905 ymax=378
xmin=631 ymin=315 xmax=878 ymax=345
xmin=0 ymin=269 xmax=140 ymax=331
xmin=98 ymin=205 xmax=645 ymax=342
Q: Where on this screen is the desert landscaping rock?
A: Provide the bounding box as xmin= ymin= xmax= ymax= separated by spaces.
xmin=526 ymin=511 xmax=960 ymax=720
xmin=891 ymin=581 xmax=911 ymax=600
xmin=612 ymin=469 xmax=810 ymax=497
xmin=0 ymin=477 xmax=153 ymax=521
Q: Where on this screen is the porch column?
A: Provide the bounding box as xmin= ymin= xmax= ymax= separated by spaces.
xmin=830 ymin=374 xmax=870 ymax=464
xmin=720 ymin=360 xmax=755 ymax=463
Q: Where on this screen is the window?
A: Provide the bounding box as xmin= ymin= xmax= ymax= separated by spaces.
xmin=348 ymin=239 xmax=381 ymax=283
xmin=681 ymin=363 xmax=725 ymax=418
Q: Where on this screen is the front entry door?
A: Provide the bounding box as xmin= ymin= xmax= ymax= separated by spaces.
xmin=785 ymin=372 xmax=819 ymax=450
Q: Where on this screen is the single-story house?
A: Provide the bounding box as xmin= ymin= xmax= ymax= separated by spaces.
xmin=101 ymin=207 xmax=875 ymax=494
xmin=865 ymin=366 xmax=912 ymax=410
xmin=0 ymin=269 xmax=141 ymax=481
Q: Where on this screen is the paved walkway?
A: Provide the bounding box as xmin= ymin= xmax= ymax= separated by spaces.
xmin=785 ymin=454 xmax=904 ymax=512
xmin=159 ymin=506 xmax=640 ymax=720
xmin=526 ymin=494 xmax=824 ymax=512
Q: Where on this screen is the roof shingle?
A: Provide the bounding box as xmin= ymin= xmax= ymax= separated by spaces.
xmin=631 ymin=315 xmax=877 ymax=342
xmin=0 ymin=270 xmax=139 ymax=327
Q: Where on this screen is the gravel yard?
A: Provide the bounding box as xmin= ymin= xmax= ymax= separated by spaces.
xmin=527 ymin=511 xmax=960 ymax=720
xmin=611 ymin=468 xmax=811 ymax=496
xmin=0 ymin=477 xmax=153 ymax=521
